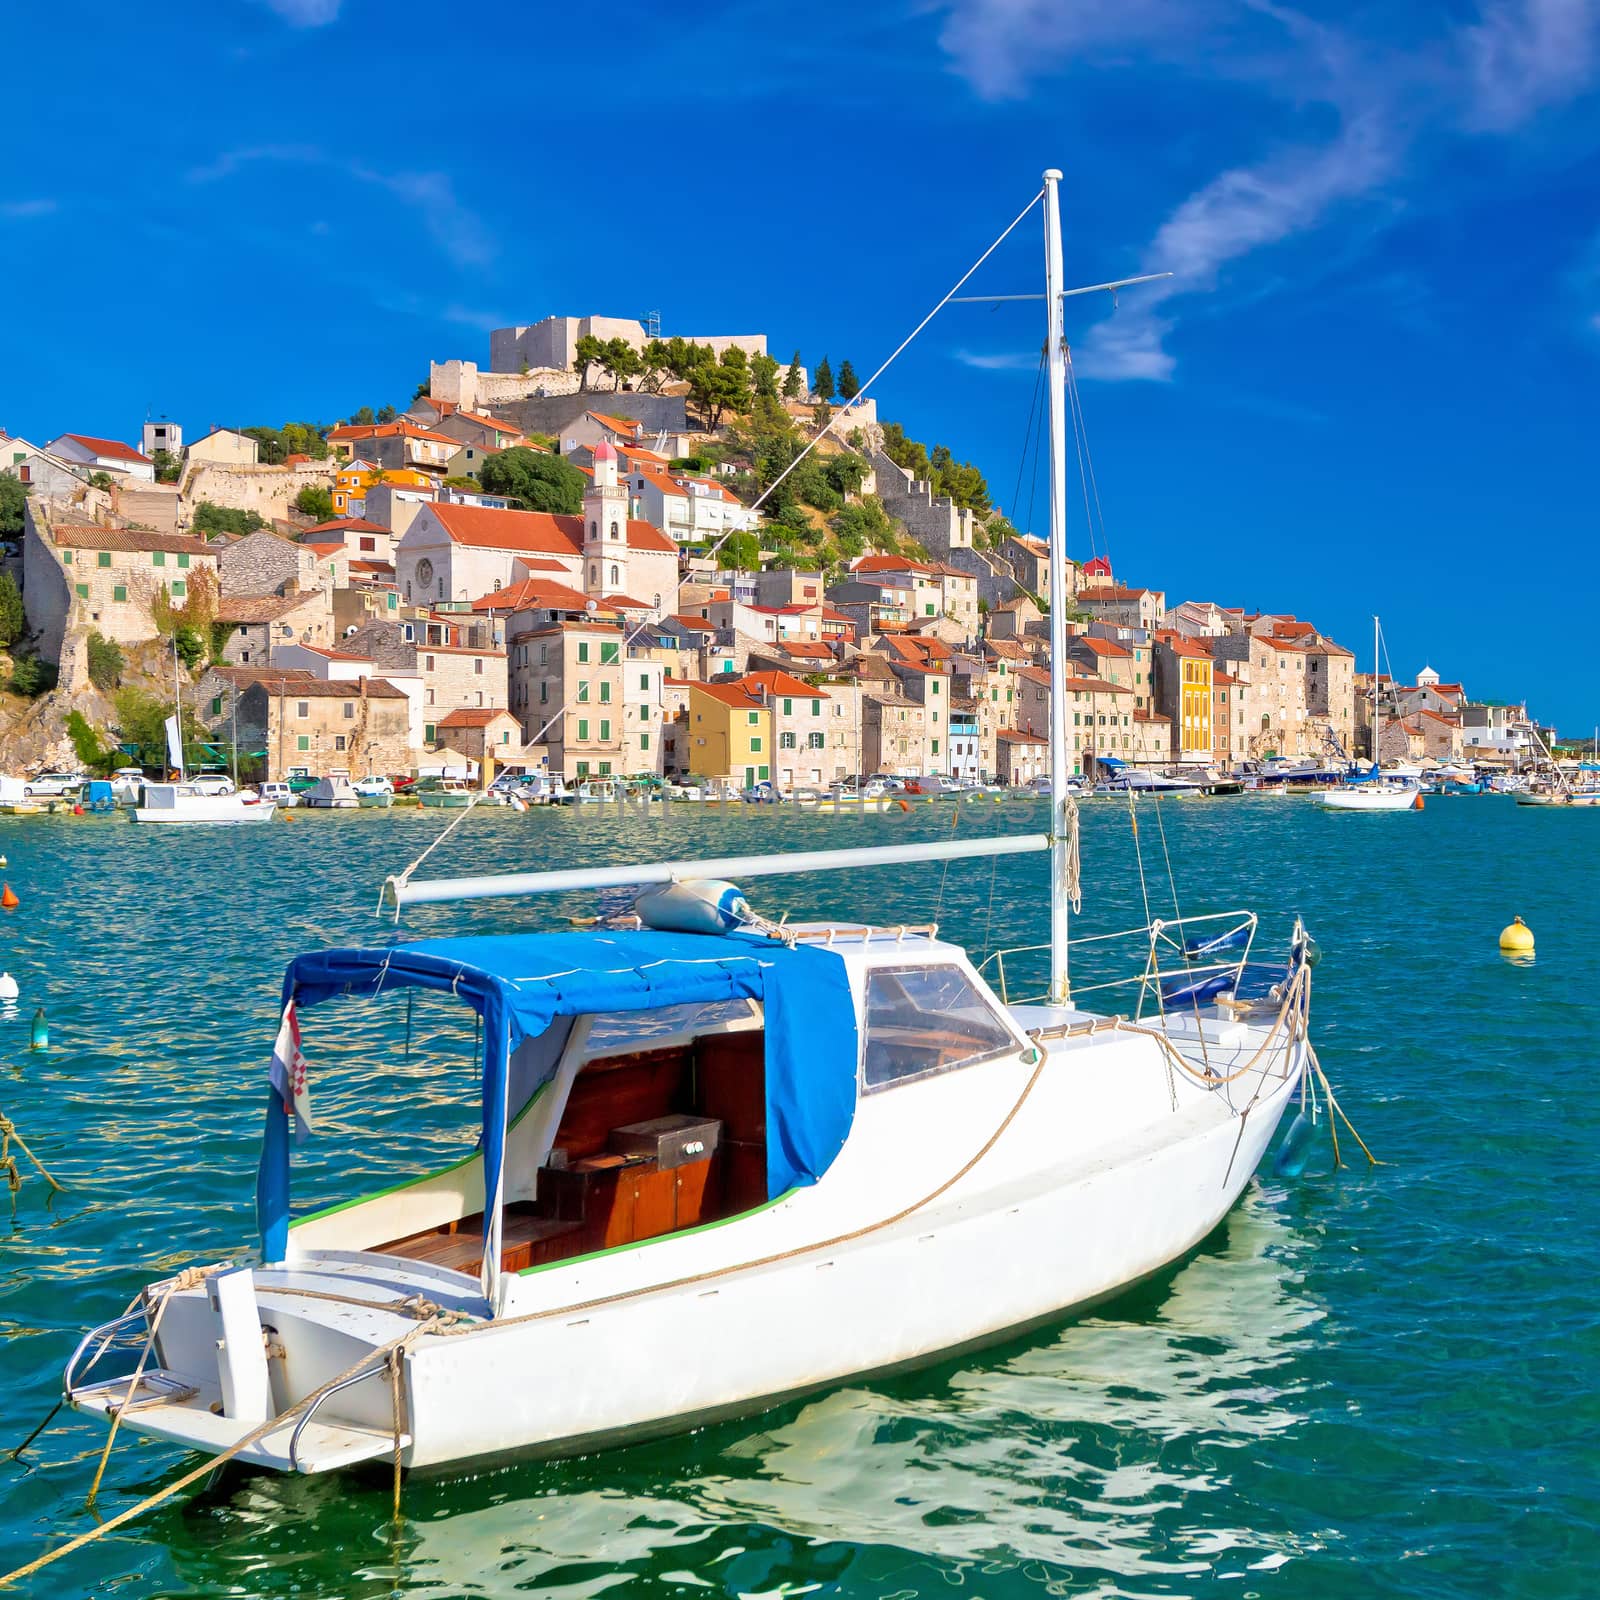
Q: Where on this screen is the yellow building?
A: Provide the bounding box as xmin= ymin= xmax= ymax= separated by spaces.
xmin=1155 ymin=635 xmax=1214 ymax=763
xmin=333 ymin=463 xmax=437 ymax=515
xmin=684 ymin=678 xmax=773 ymax=788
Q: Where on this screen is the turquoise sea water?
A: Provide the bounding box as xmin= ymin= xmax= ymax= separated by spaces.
xmin=0 ymin=794 xmax=1594 ymax=1598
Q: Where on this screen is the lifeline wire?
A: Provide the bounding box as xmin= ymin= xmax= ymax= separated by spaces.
xmin=705 ymin=187 xmax=1045 ymax=563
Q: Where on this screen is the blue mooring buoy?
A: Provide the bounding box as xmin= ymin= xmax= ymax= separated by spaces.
xmin=1273 ymin=1109 xmax=1315 ymax=1177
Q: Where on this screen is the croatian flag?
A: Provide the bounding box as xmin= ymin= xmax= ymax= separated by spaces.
xmin=269 ymin=1000 xmax=315 ymax=1143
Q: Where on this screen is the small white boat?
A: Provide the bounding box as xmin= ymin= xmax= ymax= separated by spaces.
xmin=1317 ymin=784 xmax=1420 ymax=812
xmin=258 ymin=781 xmax=300 ymax=810
xmin=304 ymin=774 xmax=360 ymax=810
xmin=0 ymin=776 xmax=45 ymax=816
xmin=416 ymin=778 xmax=476 ymax=809
xmin=353 ymin=776 xmax=395 ymax=809
xmin=132 ymin=784 xmax=277 ymax=825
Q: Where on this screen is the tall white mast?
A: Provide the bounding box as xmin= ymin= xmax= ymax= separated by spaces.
xmin=1043 ymin=169 xmax=1072 ymax=1005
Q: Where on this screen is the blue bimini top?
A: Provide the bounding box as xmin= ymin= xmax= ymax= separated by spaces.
xmin=256 ymin=929 xmax=858 ymax=1307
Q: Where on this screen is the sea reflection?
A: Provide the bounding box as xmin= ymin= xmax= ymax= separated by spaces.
xmin=155 ymin=1187 xmax=1324 ymax=1599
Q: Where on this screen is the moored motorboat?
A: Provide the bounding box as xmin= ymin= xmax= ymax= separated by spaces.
xmin=303 ymin=773 xmax=360 ymax=810
xmin=415 ymin=777 xmax=475 ymax=809
xmin=132 ymin=783 xmax=277 ymax=825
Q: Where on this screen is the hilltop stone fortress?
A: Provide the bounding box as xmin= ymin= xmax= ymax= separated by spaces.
xmin=431 ymin=314 xmax=768 ymax=416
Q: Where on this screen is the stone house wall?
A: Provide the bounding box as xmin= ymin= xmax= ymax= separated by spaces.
xmin=181 ymin=461 xmax=334 ymax=523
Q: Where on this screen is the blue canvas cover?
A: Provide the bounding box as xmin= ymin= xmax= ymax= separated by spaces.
xmin=256 ymin=929 xmax=858 ymax=1307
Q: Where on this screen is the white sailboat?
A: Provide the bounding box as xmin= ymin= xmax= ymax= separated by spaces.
xmin=65 ymin=172 xmax=1316 ymax=1478
xmin=132 ymin=692 xmax=276 ymax=826
xmin=1318 ymin=618 xmax=1420 ymax=812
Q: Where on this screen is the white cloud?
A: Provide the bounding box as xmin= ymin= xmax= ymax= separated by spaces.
xmin=186 ymin=147 xmax=494 ymax=270
xmin=1462 ymin=0 xmax=1599 ymax=129
xmin=953 ymin=347 xmax=1043 ymax=371
xmin=262 ymin=0 xmax=341 ymax=25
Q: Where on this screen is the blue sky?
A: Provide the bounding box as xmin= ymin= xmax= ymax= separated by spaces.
xmin=3 ymin=1 xmax=1596 ymax=731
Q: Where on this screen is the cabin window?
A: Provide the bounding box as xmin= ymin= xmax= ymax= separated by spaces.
xmin=861 ymin=965 xmax=1016 ymax=1091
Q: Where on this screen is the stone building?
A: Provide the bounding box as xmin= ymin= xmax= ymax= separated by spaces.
xmin=490 ymin=315 xmax=766 ymax=375
xmin=862 ymin=692 xmax=934 ymax=777
xmin=509 ymin=618 xmax=629 ymax=778
xmin=217 ymin=528 xmax=322 ymax=598
xmin=236 ymin=675 xmax=411 ymax=780
xmin=435 ymin=707 xmax=524 ymax=770
xmin=186 ymin=428 xmax=258 ymax=467
xmin=995 ymin=728 xmax=1048 ymax=785
xmin=217 ymin=590 xmax=335 ymax=665
xmin=23 ymin=512 xmax=218 ymax=660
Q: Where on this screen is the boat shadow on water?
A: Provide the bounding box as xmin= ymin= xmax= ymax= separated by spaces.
xmin=154 ymin=1191 xmax=1324 ymax=1598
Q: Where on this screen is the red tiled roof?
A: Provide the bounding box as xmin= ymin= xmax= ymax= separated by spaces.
xmin=851 ymin=554 xmax=931 ymax=576
xmin=587 ymin=411 xmax=644 ymax=437
xmin=292 ymin=643 xmax=373 ymax=662
xmin=692 ymin=679 xmax=768 ymax=711
xmin=1073 ymin=636 xmax=1130 ymax=658
xmin=632 ymin=464 xmax=689 ymax=498
xmin=59 ymin=433 xmax=153 ymax=465
xmin=667 ymin=613 xmax=717 ymax=633
xmin=304 ymin=542 xmax=344 ymax=557
xmin=773 ymin=640 xmax=836 ymax=658
xmin=996 ymin=729 xmax=1047 ymax=744
xmin=51 ymin=523 xmax=212 ymax=557
xmin=438 ymin=707 xmax=518 ymax=728
xmin=470 ymin=576 xmax=605 ymax=614
xmin=742 ymin=670 xmax=830 ymax=700
xmin=327 ymin=420 xmax=457 ymax=445
xmin=424 ymin=500 xmax=674 ymax=556
xmin=301 ymin=518 xmax=389 ymax=535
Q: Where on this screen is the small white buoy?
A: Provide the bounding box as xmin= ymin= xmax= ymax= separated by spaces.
xmin=0 ymin=973 xmax=17 ymax=1000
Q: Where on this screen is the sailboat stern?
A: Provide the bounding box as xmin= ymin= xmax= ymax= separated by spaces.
xmin=64 ymin=1262 xmax=426 ymax=1473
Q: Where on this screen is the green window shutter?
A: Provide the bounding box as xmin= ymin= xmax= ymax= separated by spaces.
xmin=640 ymin=732 xmax=650 ymax=751
xmin=747 ymin=711 xmax=759 ymax=725
xmin=598 ymin=761 xmax=612 ymax=776
xmin=297 ymin=735 xmax=309 ymax=752
xmin=782 ymin=698 xmax=792 ymax=715
xmin=599 ymin=720 xmax=611 ymax=741
xmin=925 ymin=604 xmax=935 ymax=615
xmin=811 ymin=699 xmax=820 ymax=715
xmin=578 ymin=719 xmax=589 ymax=741
xmin=178 ymin=553 xmax=190 ymax=569
xmin=931 ymin=739 xmax=940 ymax=755
xmin=211 ymin=696 xmax=223 ymax=716
xmin=152 ymin=551 xmax=165 ymax=567
xmin=63 ymin=550 xmax=72 ymax=564
xmin=758 ymin=765 xmax=769 ymax=780
xmin=576 ymin=760 xmax=590 ymax=777
xmin=640 ymin=673 xmax=649 ymax=691
xmin=171 ymin=581 xmax=186 ymax=597
xmin=113 ymin=585 xmax=127 ymax=602
xmin=600 ymin=643 xmax=618 ymax=663
xmin=577 ymin=642 xmax=589 ymax=663
xmin=750 ymin=736 xmax=762 ymax=753
xmin=75 ymin=583 xmax=89 ymax=599
xmin=97 ymin=551 xmax=111 ymax=568
xmin=424 ymin=723 xmax=436 ymax=742
xmin=599 ymin=682 xmax=611 ymax=703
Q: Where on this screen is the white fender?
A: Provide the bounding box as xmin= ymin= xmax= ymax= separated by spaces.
xmin=633 ymin=878 xmax=750 ymax=935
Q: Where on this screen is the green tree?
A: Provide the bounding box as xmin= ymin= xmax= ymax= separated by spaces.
xmin=279 ymin=422 xmax=329 ymax=460
xmin=113 ymin=686 xmax=172 ymax=763
xmin=823 ymin=452 xmax=868 ymax=497
xmin=837 ymin=359 xmax=860 ymax=400
xmin=688 ymin=358 xmax=751 ymax=430
xmin=930 ymin=444 xmax=991 ymax=512
xmin=882 ymin=422 xmax=931 ymax=479
xmin=0 ymin=476 xmax=26 ymax=538
xmin=172 ymin=626 xmax=206 ymax=671
xmin=813 ymin=356 xmax=835 ymax=402
xmin=412 ymin=379 xmax=430 ymax=402
xmin=9 ymin=654 xmax=56 ymax=697
xmin=88 ymin=471 xmax=115 ymax=490
xmin=477 ymin=447 xmax=586 ymax=513
xmin=751 ymin=352 xmax=781 ymax=400
xmin=86 ymin=631 xmax=124 ymax=690
xmin=638 ymin=340 xmax=670 ymax=393
xmin=0 ymin=572 xmax=23 ymax=646
xmin=377 ymin=404 xmax=397 ymax=424
xmin=602 ymin=337 xmax=641 ymax=390
xmin=66 ymin=710 xmax=112 ymax=773
xmin=242 ymin=426 xmax=285 ymax=464
xmin=720 ymin=531 xmax=761 ymax=571
xmin=193 ymin=502 xmax=267 ymax=537
xmin=151 ymin=448 xmax=183 ymax=484
xmin=782 ymin=351 xmax=803 ymax=399
xmin=574 ymin=334 xmax=605 ymax=390
xmin=294 ymin=484 xmax=336 ymax=521
xmin=350 ymin=406 xmax=377 ymax=427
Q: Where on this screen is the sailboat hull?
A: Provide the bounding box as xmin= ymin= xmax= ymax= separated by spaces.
xmin=72 ymin=1014 xmax=1304 ymax=1474
xmin=1317 ymin=788 xmax=1418 ymax=811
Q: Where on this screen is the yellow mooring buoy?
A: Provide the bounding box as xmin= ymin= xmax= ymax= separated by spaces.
xmin=1499 ymin=916 xmax=1535 ymax=954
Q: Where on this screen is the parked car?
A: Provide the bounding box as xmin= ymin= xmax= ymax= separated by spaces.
xmin=187 ymin=771 xmax=237 ymax=796
xmin=24 ymin=771 xmax=86 ymax=798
